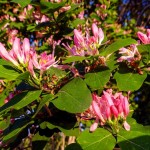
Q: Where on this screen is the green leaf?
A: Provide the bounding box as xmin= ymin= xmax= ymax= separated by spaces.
xmin=137 ymin=44 xmax=150 ymax=64
xmin=114 ymin=66 xmax=147 ymax=91
xmin=0 ymin=81 xmax=19 ymax=107
xmin=0 ymin=119 xmax=9 ymax=131
xmin=57 ymin=4 xmax=83 ymax=23
xmin=47 ymin=67 xmax=66 ymax=78
xmin=118 ymin=132 xmax=150 ymax=150
xmin=118 ymin=122 xmax=150 ymax=150
xmin=0 ymin=59 xmax=12 ymax=66
xmin=3 ymin=119 xmax=33 ymax=142
xmin=32 ymin=132 xmax=49 ymax=150
xmin=0 ymin=90 xmax=41 ymax=114
xmin=40 ymin=1 xmax=65 ymax=13
xmin=100 ymin=38 xmax=137 ymax=56
xmin=10 ymin=22 xmax=24 ymax=29
xmin=52 ymin=78 xmax=92 ymax=113
xmin=84 ymin=69 xmax=111 ymax=90
xmin=11 ymin=0 xmax=30 ymax=7
xmin=33 ymin=94 xmax=54 ymax=117
xmin=77 ymin=128 xmax=116 ymax=150
xmin=117 ymin=118 xmax=150 ymax=150
xmin=16 ymin=72 xmax=30 ymax=80
xmin=63 ymin=56 xmax=86 ymax=64
xmin=0 ymin=65 xmax=20 ymax=80
xmin=71 ymin=18 xmax=85 ymax=28
xmin=106 ymin=53 xmax=118 ymax=70
xmin=65 ymin=143 xmax=82 ymax=150
xmin=0 ymin=0 xmax=8 ymax=3
xmin=42 ymin=121 xmax=80 ymax=136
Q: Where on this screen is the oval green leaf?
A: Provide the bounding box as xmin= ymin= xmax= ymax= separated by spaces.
xmin=77 ymin=128 xmax=116 ymax=150
xmin=114 ymin=66 xmax=147 ymax=91
xmin=52 ymin=78 xmax=92 ymax=113
xmin=84 ymin=69 xmax=111 ymax=90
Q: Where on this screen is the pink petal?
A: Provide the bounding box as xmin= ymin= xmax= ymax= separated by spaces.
xmin=147 ymin=29 xmax=150 ymax=43
xmin=28 ymin=59 xmax=36 ymax=78
xmin=98 ymin=28 xmax=104 ymax=44
xmin=23 ymin=38 xmax=30 ymax=62
xmin=123 ymin=121 xmax=130 ymax=131
xmin=137 ymin=31 xmax=149 ymax=44
xmin=103 ymin=91 xmax=114 ymax=106
xmin=90 ymin=119 xmax=99 ymax=132
xmin=0 ymin=43 xmax=18 ymax=66
xmin=74 ymin=29 xmax=84 ymax=47
xmin=92 ymin=23 xmax=99 ymax=39
xmin=110 ymin=105 xmax=118 ymax=118
xmin=92 ymin=100 xmax=105 ymax=123
xmin=122 ymin=97 xmax=130 ymax=117
xmin=0 ymin=43 xmax=10 ymax=60
xmin=13 ymin=37 xmax=23 ymax=63
xmin=30 ymin=51 xmax=40 ymax=69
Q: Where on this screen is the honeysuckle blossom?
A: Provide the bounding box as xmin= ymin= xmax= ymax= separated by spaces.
xmin=81 ymin=90 xmax=130 ymax=132
xmin=0 ymin=43 xmax=19 ymax=66
xmin=118 ymin=44 xmax=141 ymax=62
xmin=0 ymin=37 xmax=31 ymax=66
xmin=30 ymin=51 xmax=58 ymax=72
xmin=137 ymin=29 xmax=150 ymax=44
xmin=63 ymin=23 xmax=104 ymax=56
xmin=0 ymin=37 xmax=58 ymax=78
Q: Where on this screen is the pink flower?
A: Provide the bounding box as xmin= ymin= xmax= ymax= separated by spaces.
xmin=137 ymin=29 xmax=150 ymax=44
xmin=92 ymin=23 xmax=104 ymax=45
xmin=40 ymin=15 xmax=50 ymax=23
xmin=74 ymin=29 xmax=85 ymax=47
xmin=0 ymin=37 xmax=34 ymax=67
xmin=12 ymin=37 xmax=24 ymax=64
xmin=23 ymin=38 xmax=30 ymax=63
xmin=28 ymin=59 xmax=36 ymax=78
xmin=78 ymin=11 xmax=84 ymax=19
xmin=30 ymin=51 xmax=58 ymax=72
xmin=118 ymin=44 xmax=141 ymax=62
xmin=0 ymin=43 xmax=19 ymax=66
xmin=63 ymin=23 xmax=104 ymax=56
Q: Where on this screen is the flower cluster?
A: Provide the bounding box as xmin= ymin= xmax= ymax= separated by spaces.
xmin=0 ymin=37 xmax=58 ymax=79
xmin=82 ymin=89 xmax=130 ymax=132
xmin=63 ymin=23 xmax=104 ymax=56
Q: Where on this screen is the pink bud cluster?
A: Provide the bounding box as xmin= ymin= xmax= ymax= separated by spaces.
xmin=63 ymin=23 xmax=104 ymax=56
xmin=137 ymin=29 xmax=150 ymax=44
xmin=82 ymin=89 xmax=130 ymax=132
xmin=0 ymin=37 xmax=58 ymax=78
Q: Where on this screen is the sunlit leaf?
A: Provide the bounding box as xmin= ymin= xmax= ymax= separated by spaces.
xmin=77 ymin=128 xmax=116 ymax=150
xmin=52 ymin=78 xmax=92 ymax=113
